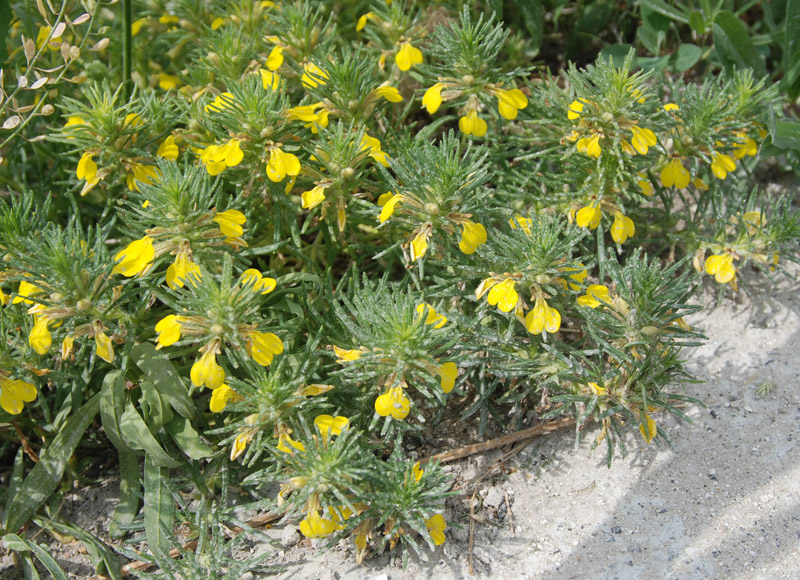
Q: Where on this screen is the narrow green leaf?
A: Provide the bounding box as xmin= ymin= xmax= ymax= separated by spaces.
xmin=599 ymin=44 xmax=634 ymax=68
xmin=5 ymin=448 xmax=24 ymax=514
xmin=100 ymin=371 xmax=133 ymax=453
xmin=120 ymin=402 xmax=182 ymax=468
xmin=3 ymin=535 xmax=68 ymax=580
xmin=21 ymin=552 xmax=40 ymax=580
xmin=109 ymin=450 xmax=140 ymax=539
xmin=164 ymin=415 xmax=215 ymax=460
xmin=713 ymin=11 xmax=766 ymax=77
xmin=4 ymin=393 xmax=101 ymax=534
xmin=34 ymin=517 xmax=123 ymax=580
xmin=641 ymin=0 xmax=689 ymax=24
xmin=132 ymin=343 xmax=195 ymax=420
xmin=144 ymin=455 xmax=174 ymax=560
xmin=688 ymin=10 xmax=706 ymax=33
xmin=487 ymin=0 xmax=502 ymax=19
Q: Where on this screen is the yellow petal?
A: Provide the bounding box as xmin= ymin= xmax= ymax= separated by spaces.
xmin=422 ymin=83 xmax=444 ymax=114
xmin=437 ymin=362 xmax=458 ymax=393
xmin=395 ymin=41 xmax=422 ymax=71
xmin=210 ymin=384 xmax=234 ymax=412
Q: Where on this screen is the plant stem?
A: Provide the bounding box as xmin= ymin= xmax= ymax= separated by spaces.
xmin=122 ymin=0 xmax=133 ymax=101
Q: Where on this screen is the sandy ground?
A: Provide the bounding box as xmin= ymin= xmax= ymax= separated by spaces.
xmin=1 ymin=268 xmax=798 ymax=580
xmin=255 ymin=268 xmax=800 ymax=580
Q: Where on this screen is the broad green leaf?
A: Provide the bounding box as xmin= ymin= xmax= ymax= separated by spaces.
xmin=131 ymin=343 xmax=195 ymax=420
xmin=770 ymin=117 xmax=800 ymax=150
xmin=140 ymin=377 xmax=173 ymax=430
xmin=109 ymin=450 xmax=140 ymax=539
xmin=670 ymin=43 xmax=703 ymax=72
xmin=688 ymin=10 xmax=706 ymax=33
xmin=514 ymin=0 xmax=544 ymax=52
xmin=637 ymin=25 xmax=665 ymax=55
xmin=641 ymin=2 xmax=672 ymax=31
xmin=164 ymin=415 xmax=215 ymax=460
xmin=144 ymin=456 xmax=174 ymax=560
xmin=641 ymin=0 xmax=689 ymax=24
xmin=713 ymin=11 xmax=766 ymax=77
xmin=120 ymin=402 xmax=182 ymax=468
xmin=599 ymin=44 xmax=634 ymax=68
xmin=100 ymin=371 xmax=133 ymax=453
xmin=5 ymin=448 xmax=24 ymax=515
xmin=4 ymin=393 xmax=101 ymax=534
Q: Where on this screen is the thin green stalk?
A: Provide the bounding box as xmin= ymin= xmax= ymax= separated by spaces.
xmin=122 ymin=0 xmax=132 ymax=101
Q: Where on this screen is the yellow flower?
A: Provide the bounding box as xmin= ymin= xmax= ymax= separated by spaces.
xmin=334 ymin=345 xmax=362 ymax=362
xmin=395 ymin=41 xmax=422 ymax=71
xmin=610 ymin=212 xmax=635 ymax=244
xmin=259 ymin=69 xmax=281 ymax=91
xmin=576 ymin=134 xmax=602 ymax=158
xmin=300 ymin=508 xmax=337 ymax=539
xmin=61 ymin=335 xmax=75 ymax=359
xmin=567 ymin=98 xmax=587 ymax=120
xmin=13 ymin=280 xmax=42 ymax=305
xmin=204 ymin=91 xmax=235 ymax=113
xmin=710 ymin=151 xmax=736 ymax=180
xmin=509 ymin=216 xmax=533 ymax=235
xmin=416 ymin=303 xmax=447 ymax=328
xmin=247 ymin=331 xmax=284 ymax=366
xmin=660 ymin=158 xmax=690 ymax=189
xmin=562 ymin=265 xmax=587 ymax=291
xmin=166 ymin=253 xmax=201 ymax=289
xmin=0 ymin=377 xmax=38 ymax=415
xmin=636 ymin=173 xmax=654 ymax=196
xmin=287 ymin=102 xmax=325 ymax=122
xmin=314 ymin=414 xmax=350 ymax=437
xmin=664 ymin=103 xmax=680 ymax=112
xmin=379 ymin=193 xmax=403 ymax=223
xmin=356 ymin=12 xmax=376 ymax=31
xmin=459 ymin=110 xmax=487 ymax=138
xmin=742 ymin=210 xmax=765 ymax=229
xmin=422 ymin=83 xmax=445 ymax=114
xmin=704 ymin=253 xmax=736 ymax=284
xmin=276 ymin=431 xmax=305 ymax=454
xmin=425 ymin=514 xmax=447 ymax=546
xmin=131 ymin=17 xmax=148 ymax=35
xmin=588 ymin=382 xmax=606 ymax=396
xmin=230 ymin=431 xmax=254 ymax=460
xmin=375 ymin=386 xmax=411 ymax=420
xmin=95 ymin=330 xmax=114 ymax=363
xmin=733 ymin=132 xmax=757 ymax=159
xmin=410 ymin=230 xmax=429 ymax=261
xmin=630 ymin=126 xmax=657 ymax=155
xmin=302 ymin=62 xmax=329 ymax=88
xmin=458 ymin=221 xmax=487 ymax=254
xmin=301 ymin=184 xmax=328 ymax=210
xmin=375 ymin=85 xmax=403 ymax=103
xmin=266 ymin=147 xmax=301 ymax=183
xmin=126 ymin=163 xmax=160 ymax=192
xmin=155 ymin=314 xmax=185 ymax=349
xmin=113 ymin=236 xmax=155 ymax=277
xmin=29 ymin=316 xmax=52 ymax=355
xmin=191 ymin=349 xmax=225 ymax=389
xmin=209 ymin=383 xmax=233 ymax=413
xmin=157 ymin=135 xmax=179 ymax=160
xmin=200 ymin=139 xmax=244 ymax=175
xmin=437 ymin=362 xmax=457 ymax=393
xmin=157 ymin=73 xmax=181 ymax=91
xmin=412 ymin=461 xmax=424 ymax=482
xmin=266 ymin=45 xmax=284 ymax=71
xmin=213 ymin=209 xmax=246 ymax=237
xmin=639 ymin=414 xmax=657 ymax=444
xmin=577 ymin=284 xmax=612 ymax=308
xmin=76 ymin=152 xmax=99 ymax=185
xmin=360 ymin=134 xmax=390 ymax=166
xmin=524 ymin=297 xmax=561 ymax=335
xmin=575 ymin=205 xmax=601 ymax=229
xmin=240 ymin=269 xmax=277 ymax=294
xmin=210 ymin=16 xmax=225 ymax=30
xmin=495 ymin=88 xmax=528 ymax=120
xmin=486 ymin=278 xmax=518 ymax=313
